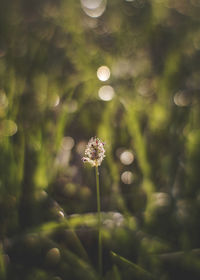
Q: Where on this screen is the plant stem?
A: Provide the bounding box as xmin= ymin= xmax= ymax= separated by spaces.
xmin=95 ymin=166 xmax=102 ymax=278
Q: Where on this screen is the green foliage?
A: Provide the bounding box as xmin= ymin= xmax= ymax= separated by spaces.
xmin=111 ymin=251 xmax=155 ymax=280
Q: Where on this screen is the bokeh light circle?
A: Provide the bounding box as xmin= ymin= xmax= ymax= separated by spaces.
xmin=97 ymin=65 xmax=110 ymax=81
xmin=81 ymin=0 xmax=107 ymax=18
xmin=121 ymin=171 xmax=134 ymax=184
xmin=173 ymin=91 xmax=191 ymax=107
xmin=46 ymin=248 xmax=61 ymax=264
xmin=120 ymin=150 xmax=134 ymax=165
xmin=0 ymin=120 xmax=18 ymax=137
xmin=61 ymin=136 xmax=75 ymax=150
xmin=98 ymin=85 xmax=115 ymax=101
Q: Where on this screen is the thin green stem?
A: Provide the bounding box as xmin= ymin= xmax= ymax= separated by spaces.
xmin=95 ymin=166 xmax=102 ymax=278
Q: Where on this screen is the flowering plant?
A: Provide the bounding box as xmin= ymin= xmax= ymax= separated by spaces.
xmin=82 ymin=136 xmax=105 ymax=277
xmin=82 ymin=136 xmax=105 ymax=167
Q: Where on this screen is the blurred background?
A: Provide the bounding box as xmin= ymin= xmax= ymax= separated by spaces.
xmin=1 ymin=0 xmax=200 ymax=279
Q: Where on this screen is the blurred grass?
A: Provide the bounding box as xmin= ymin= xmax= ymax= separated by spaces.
xmin=0 ymin=0 xmax=200 ymax=279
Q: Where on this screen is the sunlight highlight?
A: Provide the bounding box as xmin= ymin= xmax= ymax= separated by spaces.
xmin=97 ymin=65 xmax=110 ymax=81
xmin=173 ymin=91 xmax=191 ymax=107
xmin=81 ymin=0 xmax=107 ymax=18
xmin=98 ymin=85 xmax=115 ymax=101
xmin=121 ymin=171 xmax=134 ymax=184
xmin=120 ymin=150 xmax=134 ymax=165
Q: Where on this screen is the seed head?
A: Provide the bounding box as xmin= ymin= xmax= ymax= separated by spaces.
xmin=82 ymin=136 xmax=105 ymax=167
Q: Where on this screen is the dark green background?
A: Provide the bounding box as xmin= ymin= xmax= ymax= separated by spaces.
xmin=0 ymin=0 xmax=200 ymax=279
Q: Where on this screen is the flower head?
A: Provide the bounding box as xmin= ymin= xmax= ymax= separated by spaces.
xmin=82 ymin=136 xmax=105 ymax=167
